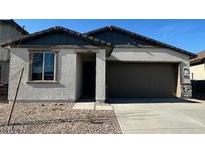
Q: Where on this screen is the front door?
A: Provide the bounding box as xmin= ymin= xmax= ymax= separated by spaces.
xmin=82 ymin=61 xmax=96 ymax=99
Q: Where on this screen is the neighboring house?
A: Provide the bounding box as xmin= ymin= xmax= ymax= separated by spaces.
xmin=2 ymin=25 xmax=197 ymax=103
xmin=0 ymin=19 xmax=28 ymax=43
xmin=190 ymin=51 xmax=205 ymax=95
xmin=0 ymin=19 xmax=28 ymax=101
xmin=190 ymin=51 xmax=205 ymax=80
xmin=0 ymin=19 xmax=28 ymax=85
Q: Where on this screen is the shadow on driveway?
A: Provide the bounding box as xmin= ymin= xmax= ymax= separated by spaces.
xmin=192 ymin=93 xmax=205 ymax=101
xmin=106 ymin=98 xmax=199 ymax=104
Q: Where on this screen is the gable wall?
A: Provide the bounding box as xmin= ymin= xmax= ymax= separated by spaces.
xmin=21 ymin=32 xmax=95 ymax=45
xmin=89 ymin=30 xmax=159 ymax=46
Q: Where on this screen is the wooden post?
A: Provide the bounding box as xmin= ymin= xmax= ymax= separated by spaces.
xmin=94 ymin=103 xmax=96 ymax=111
xmin=6 ymin=67 xmax=24 ymax=126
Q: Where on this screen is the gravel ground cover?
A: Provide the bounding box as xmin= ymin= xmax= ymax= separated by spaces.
xmin=0 ymin=103 xmax=121 ymax=134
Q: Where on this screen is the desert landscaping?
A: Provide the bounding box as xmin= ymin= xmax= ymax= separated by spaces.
xmin=0 ymin=102 xmax=121 ymax=134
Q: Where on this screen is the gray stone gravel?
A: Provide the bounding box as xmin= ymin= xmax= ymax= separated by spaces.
xmin=0 ymin=103 xmax=121 ymax=134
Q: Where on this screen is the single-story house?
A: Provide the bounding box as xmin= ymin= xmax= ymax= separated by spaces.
xmin=2 ymin=25 xmax=197 ymax=103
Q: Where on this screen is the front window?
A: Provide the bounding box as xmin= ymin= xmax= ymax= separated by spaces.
xmin=30 ymin=51 xmax=57 ymax=81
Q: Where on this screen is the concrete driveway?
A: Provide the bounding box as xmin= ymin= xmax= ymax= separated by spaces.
xmin=112 ymin=99 xmax=205 ymax=133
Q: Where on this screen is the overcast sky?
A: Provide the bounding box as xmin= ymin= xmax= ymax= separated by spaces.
xmin=15 ymin=19 xmax=205 ymax=53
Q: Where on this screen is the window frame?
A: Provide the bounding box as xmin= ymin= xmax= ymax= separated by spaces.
xmin=28 ymin=49 xmax=58 ymax=83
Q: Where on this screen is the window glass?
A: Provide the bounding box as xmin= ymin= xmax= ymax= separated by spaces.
xmin=32 ymin=53 xmax=43 ymax=80
xmin=44 ymin=52 xmax=55 ymax=80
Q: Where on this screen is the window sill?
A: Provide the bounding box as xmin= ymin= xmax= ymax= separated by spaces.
xmin=27 ymin=81 xmax=58 ymax=84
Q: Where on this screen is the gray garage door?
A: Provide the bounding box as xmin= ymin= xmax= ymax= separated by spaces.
xmin=107 ymin=62 xmax=178 ymax=98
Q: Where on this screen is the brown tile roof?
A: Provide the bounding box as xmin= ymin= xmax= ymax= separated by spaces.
xmin=190 ymin=51 xmax=205 ymax=65
xmin=197 ymin=51 xmax=205 ymax=57
xmin=85 ymin=25 xmax=197 ymax=58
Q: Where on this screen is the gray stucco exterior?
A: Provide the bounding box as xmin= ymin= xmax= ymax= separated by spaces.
xmin=9 ymin=48 xmax=76 ymax=101
xmin=108 ymin=47 xmax=190 ymax=83
xmin=8 ymin=46 xmax=191 ymax=102
xmin=8 ymin=47 xmax=107 ymax=102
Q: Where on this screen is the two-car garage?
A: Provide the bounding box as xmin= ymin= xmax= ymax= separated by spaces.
xmin=107 ymin=62 xmax=179 ymax=99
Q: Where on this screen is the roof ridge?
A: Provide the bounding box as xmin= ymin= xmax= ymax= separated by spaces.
xmin=197 ymin=50 xmax=205 ymax=54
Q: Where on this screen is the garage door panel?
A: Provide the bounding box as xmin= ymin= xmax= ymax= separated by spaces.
xmin=107 ymin=62 xmax=178 ymax=98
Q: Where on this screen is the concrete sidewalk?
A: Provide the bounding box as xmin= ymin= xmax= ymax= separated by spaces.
xmin=73 ymin=103 xmax=113 ymax=110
